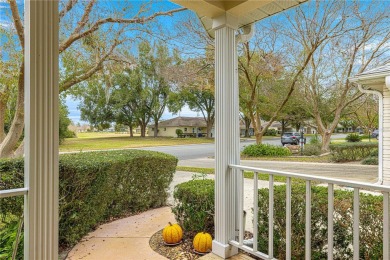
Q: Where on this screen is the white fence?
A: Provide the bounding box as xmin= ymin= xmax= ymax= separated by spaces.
xmin=229 ymin=164 xmax=390 ymax=260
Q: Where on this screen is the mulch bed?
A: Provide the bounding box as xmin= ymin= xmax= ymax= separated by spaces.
xmin=150 ymin=229 xmax=261 ymax=260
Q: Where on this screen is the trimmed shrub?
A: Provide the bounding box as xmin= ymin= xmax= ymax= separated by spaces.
xmin=264 ymin=129 xmax=277 ymax=136
xmin=257 ymin=185 xmax=383 ymax=259
xmin=302 ymin=144 xmax=321 ymax=156
xmin=362 ymin=156 xmax=378 ymax=165
xmin=242 ymin=144 xmax=292 ymax=157
xmin=176 ymin=129 xmax=183 ymax=137
xmin=0 ymin=150 xmax=177 ymax=248
xmin=346 ymin=133 xmax=363 ymax=142
xmin=329 ymin=142 xmax=377 ymax=162
xmin=309 ymin=134 xmax=321 ymax=145
xmin=172 ymin=179 xmax=214 ymax=236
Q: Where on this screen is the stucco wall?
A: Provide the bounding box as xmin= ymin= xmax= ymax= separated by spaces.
xmin=147 ymin=126 xmax=207 ymax=137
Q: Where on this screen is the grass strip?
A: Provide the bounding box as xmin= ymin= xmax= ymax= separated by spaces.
xmin=176 ymin=166 xmax=304 ymax=183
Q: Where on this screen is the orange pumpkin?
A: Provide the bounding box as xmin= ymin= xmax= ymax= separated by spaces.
xmin=162 ymin=222 xmax=183 ymax=244
xmin=193 ymin=232 xmax=212 ymax=253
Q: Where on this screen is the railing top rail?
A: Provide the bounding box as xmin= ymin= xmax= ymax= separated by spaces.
xmin=0 ymin=187 xmax=28 ymax=198
xmin=229 ymin=164 xmax=390 ymax=192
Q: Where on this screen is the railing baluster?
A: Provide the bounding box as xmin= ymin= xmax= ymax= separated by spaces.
xmin=239 ymin=169 xmax=244 ymax=246
xmin=353 ymin=188 xmax=360 ymax=260
xmin=328 ymin=184 xmax=334 ymax=260
xmin=253 ymin=172 xmax=259 ymax=252
xmin=286 ymin=177 xmax=292 ymax=260
xmin=384 ymin=192 xmax=389 ymax=260
xmin=269 ymin=174 xmax=274 ymax=258
xmin=227 ymin=164 xmax=390 ymax=260
xmin=306 ymin=180 xmax=311 ymax=259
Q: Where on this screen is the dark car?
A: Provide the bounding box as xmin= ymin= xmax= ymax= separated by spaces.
xmin=281 ymin=132 xmax=306 ymax=145
xmin=371 ymin=129 xmax=379 ymax=139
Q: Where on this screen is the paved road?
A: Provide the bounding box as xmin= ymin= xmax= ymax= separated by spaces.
xmin=140 ymin=134 xmax=348 ymax=160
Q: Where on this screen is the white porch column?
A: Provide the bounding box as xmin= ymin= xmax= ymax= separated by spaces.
xmin=25 ymin=1 xmax=59 ymax=259
xmin=212 ymin=13 xmax=240 ymax=258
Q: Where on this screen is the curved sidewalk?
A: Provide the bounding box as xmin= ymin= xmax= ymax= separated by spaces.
xmin=66 ymin=207 xmax=175 ymax=260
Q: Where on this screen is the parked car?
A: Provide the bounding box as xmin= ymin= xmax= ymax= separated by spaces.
xmin=281 ymin=132 xmax=306 ymax=145
xmin=371 ymin=129 xmax=379 ymax=139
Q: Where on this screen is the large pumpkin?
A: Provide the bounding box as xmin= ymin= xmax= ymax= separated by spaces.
xmin=162 ymin=222 xmax=183 ymax=244
xmin=193 ymin=232 xmax=212 ymax=253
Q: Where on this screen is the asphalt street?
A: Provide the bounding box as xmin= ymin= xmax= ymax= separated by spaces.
xmin=139 ymin=134 xmax=348 ymax=160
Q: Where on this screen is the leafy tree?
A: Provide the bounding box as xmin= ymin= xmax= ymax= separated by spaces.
xmin=78 ymin=78 xmax=114 ymax=130
xmin=300 ymin=1 xmax=390 ymax=151
xmin=59 ymin=101 xmax=75 ymax=143
xmin=0 ymin=0 xmax=185 ymax=158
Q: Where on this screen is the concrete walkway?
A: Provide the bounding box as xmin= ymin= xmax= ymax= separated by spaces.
xmin=66 ymin=207 xmax=175 ymax=260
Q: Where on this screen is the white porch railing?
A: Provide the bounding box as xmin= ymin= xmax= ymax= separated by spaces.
xmin=229 ymin=164 xmax=390 ymax=260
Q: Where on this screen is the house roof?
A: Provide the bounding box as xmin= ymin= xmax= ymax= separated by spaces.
xmin=157 ymin=117 xmax=207 ymax=127
xmin=349 ymin=63 xmax=390 ymax=91
xmin=171 ymin=0 xmax=307 ymax=37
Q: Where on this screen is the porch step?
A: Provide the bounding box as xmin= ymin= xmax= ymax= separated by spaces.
xmin=199 ymin=253 xmax=256 ymax=260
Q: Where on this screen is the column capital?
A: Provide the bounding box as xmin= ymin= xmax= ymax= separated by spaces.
xmin=212 ymin=12 xmax=239 ymax=31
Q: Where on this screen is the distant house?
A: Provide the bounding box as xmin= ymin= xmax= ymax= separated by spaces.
xmin=148 ymin=117 xmax=208 ymax=137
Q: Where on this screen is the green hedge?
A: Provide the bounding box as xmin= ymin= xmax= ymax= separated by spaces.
xmin=258 ymin=185 xmax=383 ymax=259
xmin=0 ymin=150 xmax=177 ymax=249
xmin=242 ymin=144 xmax=292 ymax=157
xmin=172 ymin=179 xmax=214 ymax=236
xmin=329 ymin=142 xmax=377 ymax=162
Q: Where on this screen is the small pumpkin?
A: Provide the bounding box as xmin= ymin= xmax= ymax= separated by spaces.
xmin=193 ymin=232 xmax=212 ymax=253
xmin=162 ymin=222 xmax=183 ymax=244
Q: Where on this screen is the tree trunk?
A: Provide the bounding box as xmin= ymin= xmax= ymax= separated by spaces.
xmin=154 ymin=121 xmax=158 ymax=137
xmin=0 ymin=63 xmax=25 ymax=158
xmin=321 ymin=131 xmax=332 ymax=153
xmin=129 ymin=124 xmax=133 ymax=137
xmin=255 ymin=132 xmax=263 ymax=144
xmin=0 ymin=99 xmax=6 ymax=143
xmin=244 ymin=117 xmax=251 ymax=137
xmin=206 ymin=119 xmax=213 ymax=138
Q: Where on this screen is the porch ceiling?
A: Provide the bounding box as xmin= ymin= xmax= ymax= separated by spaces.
xmin=171 ymin=0 xmax=308 ymax=37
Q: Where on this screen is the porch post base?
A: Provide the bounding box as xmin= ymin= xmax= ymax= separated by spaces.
xmin=212 ymin=240 xmax=238 ymax=259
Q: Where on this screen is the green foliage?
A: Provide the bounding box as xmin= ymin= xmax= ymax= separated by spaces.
xmin=264 ymin=129 xmax=277 ymax=136
xmin=345 ymin=133 xmax=363 ymax=142
xmin=309 ymin=134 xmax=321 ymax=145
xmin=257 ymin=185 xmax=383 ymax=259
xmin=0 ymin=150 xmax=177 ymax=249
xmin=175 ymin=129 xmax=183 ymax=137
xmin=361 ymin=156 xmax=378 ymax=165
xmin=369 ymin=148 xmax=378 ymax=157
xmin=172 ymin=180 xmax=214 ymax=236
xmin=330 ymin=142 xmax=377 ymax=162
xmin=0 ymin=215 xmax=23 ymax=260
xmin=302 ymin=144 xmax=321 ymax=156
xmin=242 ymin=144 xmax=292 ymax=157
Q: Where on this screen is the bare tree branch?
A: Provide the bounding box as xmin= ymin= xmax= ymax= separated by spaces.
xmin=59 ymin=7 xmax=186 ymax=52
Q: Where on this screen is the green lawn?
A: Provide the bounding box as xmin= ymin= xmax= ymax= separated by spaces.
xmin=60 ymin=132 xmax=214 ymax=152
xmin=241 ymin=155 xmax=332 ymax=163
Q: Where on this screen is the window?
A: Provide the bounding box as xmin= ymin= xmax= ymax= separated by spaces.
xmin=184 ymin=128 xmax=187 ymax=132
xmin=193 ymin=128 xmax=195 ymax=133
xmin=164 ymin=128 xmax=167 ymax=131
